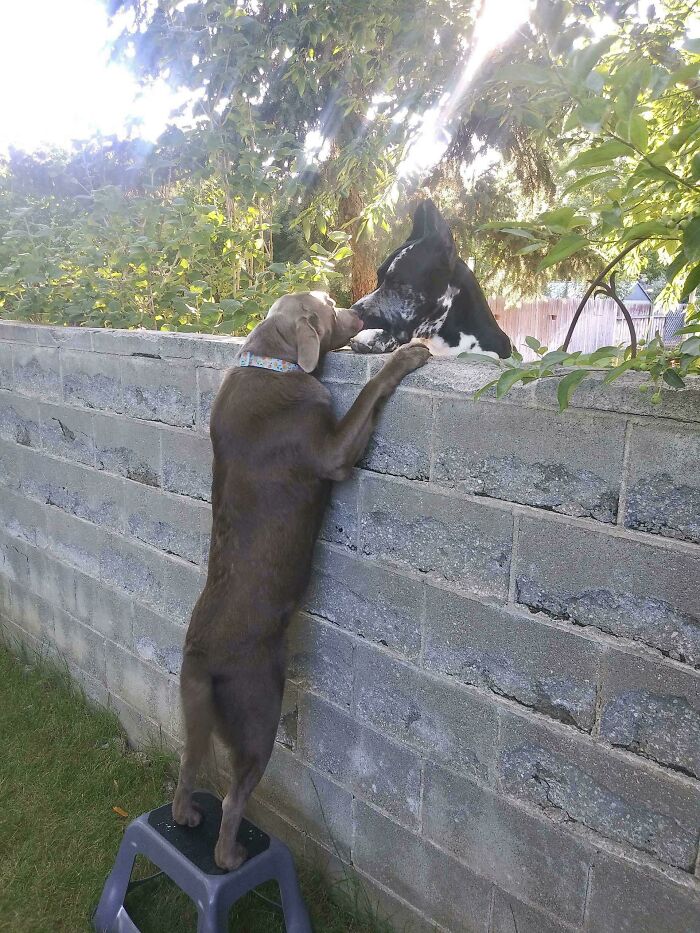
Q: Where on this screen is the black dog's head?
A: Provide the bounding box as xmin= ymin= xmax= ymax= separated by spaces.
xmin=352 ymin=200 xmax=511 ymax=358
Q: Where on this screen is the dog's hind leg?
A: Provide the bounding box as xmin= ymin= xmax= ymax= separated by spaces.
xmin=211 ymin=664 xmax=283 ymax=871
xmin=173 ymin=653 xmax=216 ymax=827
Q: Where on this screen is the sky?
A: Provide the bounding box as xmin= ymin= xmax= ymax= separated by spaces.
xmin=0 ymin=0 xmax=180 ymax=153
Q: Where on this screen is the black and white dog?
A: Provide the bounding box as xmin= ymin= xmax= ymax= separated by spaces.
xmin=351 ymin=199 xmax=511 ymax=358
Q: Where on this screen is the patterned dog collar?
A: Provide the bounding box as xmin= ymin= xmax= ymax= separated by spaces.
xmin=236 ymin=351 xmax=303 ymax=373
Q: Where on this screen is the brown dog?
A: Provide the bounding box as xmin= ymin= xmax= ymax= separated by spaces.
xmin=172 ymin=290 xmax=430 ymax=870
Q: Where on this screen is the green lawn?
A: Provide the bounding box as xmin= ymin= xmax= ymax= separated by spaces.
xmin=0 ymin=645 xmax=392 ymax=933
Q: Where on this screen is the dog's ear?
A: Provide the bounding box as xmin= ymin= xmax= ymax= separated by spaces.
xmin=423 ymin=200 xmax=457 ymax=271
xmin=296 ymin=313 xmax=321 ymax=372
xmin=408 ymin=201 xmax=428 ymax=241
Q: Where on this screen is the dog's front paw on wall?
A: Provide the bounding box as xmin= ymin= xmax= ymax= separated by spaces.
xmin=350 ymin=329 xmax=400 ymax=354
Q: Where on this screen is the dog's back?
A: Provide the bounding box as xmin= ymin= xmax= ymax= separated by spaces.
xmin=184 ymin=367 xmax=333 ymax=665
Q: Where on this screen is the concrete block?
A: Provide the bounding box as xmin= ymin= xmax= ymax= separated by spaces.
xmin=63 ymin=659 xmax=109 ymax=709
xmin=22 ymin=453 xmax=123 ymax=532
xmin=498 ymin=710 xmax=700 ymax=871
xmin=353 ymin=800 xmax=492 ymax=932
xmin=36 ymin=325 xmax=93 ymax=349
xmin=53 ymin=609 xmax=106 ymax=683
xmin=360 ymin=476 xmax=512 ymax=600
xmin=13 ymin=345 xmax=61 ymax=400
xmin=624 ymin=422 xmax=700 ymax=544
xmin=491 ymin=891 xmax=576 ymax=933
xmin=10 ymin=583 xmax=54 ymax=640
xmin=120 ymin=356 xmax=196 ymax=427
xmin=98 ymin=533 xmax=163 ymax=609
xmin=107 ymin=692 xmax=165 ymax=750
xmin=46 ymin=509 xmax=103 ymax=578
xmin=132 ymin=605 xmax=186 ymax=675
xmin=433 ymin=400 xmax=624 ymax=523
xmin=367 ymin=353 xmax=516 ymax=398
xmin=34 ymin=552 xmax=78 ymax=618
xmin=599 ymin=648 xmax=700 ymax=779
xmin=94 ymin=413 xmax=161 ymax=487
xmin=73 ymin=570 xmax=133 ymax=646
xmin=62 ymin=349 xmax=122 ymax=411
xmin=243 ymin=795 xmax=308 ymax=856
xmin=0 ymin=321 xmax=39 ymax=344
xmin=39 ymin=402 xmax=94 ymax=465
xmin=287 ymin=612 xmax=354 ymax=709
xmin=91 ymin=328 xmax=162 ymax=356
xmin=171 ymin=335 xmax=240 ymax=369
xmin=0 ymin=484 xmax=48 ymax=548
xmin=299 ymin=692 xmax=423 ymax=827
xmin=305 ymin=543 xmax=423 ymax=659
xmin=319 ymin=473 xmax=359 ymax=551
xmin=255 ymin=744 xmax=353 ymax=859
xmin=159 ymin=557 xmax=205 ymax=624
xmin=422 ymin=764 xmax=591 ymax=924
xmin=0 ymin=391 xmax=41 ymax=447
xmin=123 ymin=481 xmax=206 ymax=564
xmin=0 ymin=439 xmax=20 ymax=489
xmin=276 ymin=681 xmax=298 ymax=751
xmin=328 ymin=384 xmax=433 ymax=481
xmin=318 ymin=349 xmax=368 ymax=385
xmin=423 ymin=590 xmax=600 ymax=732
xmin=586 ymin=852 xmax=700 ymax=933
xmin=196 ymin=367 xmax=225 ymax=430
xmin=0 ymin=342 xmax=13 ymax=389
xmin=533 ymin=369 xmax=700 ymax=425
xmin=105 ymin=643 xmax=175 ymax=729
xmin=515 ymin=515 xmax=700 ymax=666
xmin=354 ymin=642 xmax=498 ymax=780
xmin=0 ymin=532 xmax=31 ymax=587
xmin=161 ymin=429 xmax=211 ymax=501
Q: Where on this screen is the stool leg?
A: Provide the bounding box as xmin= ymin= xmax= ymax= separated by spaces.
xmin=93 ymin=828 xmax=140 ymax=932
xmin=196 ymin=898 xmax=229 ymax=933
xmin=275 ymin=847 xmax=312 ymax=933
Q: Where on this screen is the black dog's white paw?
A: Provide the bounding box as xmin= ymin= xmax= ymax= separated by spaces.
xmin=350 ymin=329 xmax=401 ymax=354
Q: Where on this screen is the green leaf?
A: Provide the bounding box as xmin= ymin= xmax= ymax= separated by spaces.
xmin=680 ymin=263 xmax=700 ymax=300
xmin=662 ymin=369 xmax=686 ymax=389
xmin=495 ymin=368 xmax=526 ymax=398
xmin=557 ymin=369 xmax=589 ymax=411
xmin=458 ymin=352 xmax=502 ymax=366
xmin=537 ymin=234 xmax=588 ymax=271
xmin=562 ymin=170 xmax=616 ymax=196
xmin=570 ymin=99 xmax=609 ymax=132
xmin=665 ymin=250 xmax=688 ymax=284
xmin=516 ymin=241 xmax=548 ymax=255
xmin=620 ymin=220 xmax=672 ymax=242
xmin=603 ymin=360 xmax=635 ymax=383
xmin=571 ymin=37 xmax=614 ymax=80
xmin=302 ymin=216 xmax=312 ymax=242
xmin=683 ymin=218 xmax=700 ymax=264
xmin=679 ymin=336 xmax=700 ymax=355
xmin=566 ymin=141 xmax=631 ymax=171
xmin=585 ymin=346 xmax=621 ymax=364
xmin=524 ymin=336 xmax=541 ymax=351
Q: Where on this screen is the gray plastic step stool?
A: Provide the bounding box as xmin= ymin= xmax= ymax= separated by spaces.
xmin=93 ymin=791 xmax=312 ymax=933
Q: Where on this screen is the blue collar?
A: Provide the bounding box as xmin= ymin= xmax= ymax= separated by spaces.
xmin=236 ymin=351 xmax=303 ymax=374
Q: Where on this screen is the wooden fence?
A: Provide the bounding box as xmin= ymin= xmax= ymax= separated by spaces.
xmin=489 ymin=297 xmax=669 ymax=359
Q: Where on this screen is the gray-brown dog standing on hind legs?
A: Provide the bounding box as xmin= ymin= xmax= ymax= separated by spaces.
xmin=172 ymin=289 xmax=430 ymax=871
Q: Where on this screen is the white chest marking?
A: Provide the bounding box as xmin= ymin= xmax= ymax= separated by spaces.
xmin=412 ymin=332 xmax=500 ymax=358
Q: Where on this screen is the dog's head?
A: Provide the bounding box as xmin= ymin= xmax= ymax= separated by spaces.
xmin=352 ymin=200 xmax=511 ymax=358
xmin=266 ymin=291 xmax=363 ymax=372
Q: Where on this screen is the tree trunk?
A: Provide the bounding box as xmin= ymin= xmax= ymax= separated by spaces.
xmin=339 ymin=185 xmax=376 ymax=304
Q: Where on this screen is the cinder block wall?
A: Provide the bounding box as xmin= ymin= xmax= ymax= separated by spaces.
xmin=1 ymin=320 xmax=699 ymax=933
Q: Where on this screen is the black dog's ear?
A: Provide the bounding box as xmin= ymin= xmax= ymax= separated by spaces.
xmin=424 ymin=201 xmax=457 ymax=271
xmin=408 ymin=201 xmax=428 ymax=241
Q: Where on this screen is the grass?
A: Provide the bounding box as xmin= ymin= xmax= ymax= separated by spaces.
xmin=0 ymin=644 xmax=395 ymax=933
